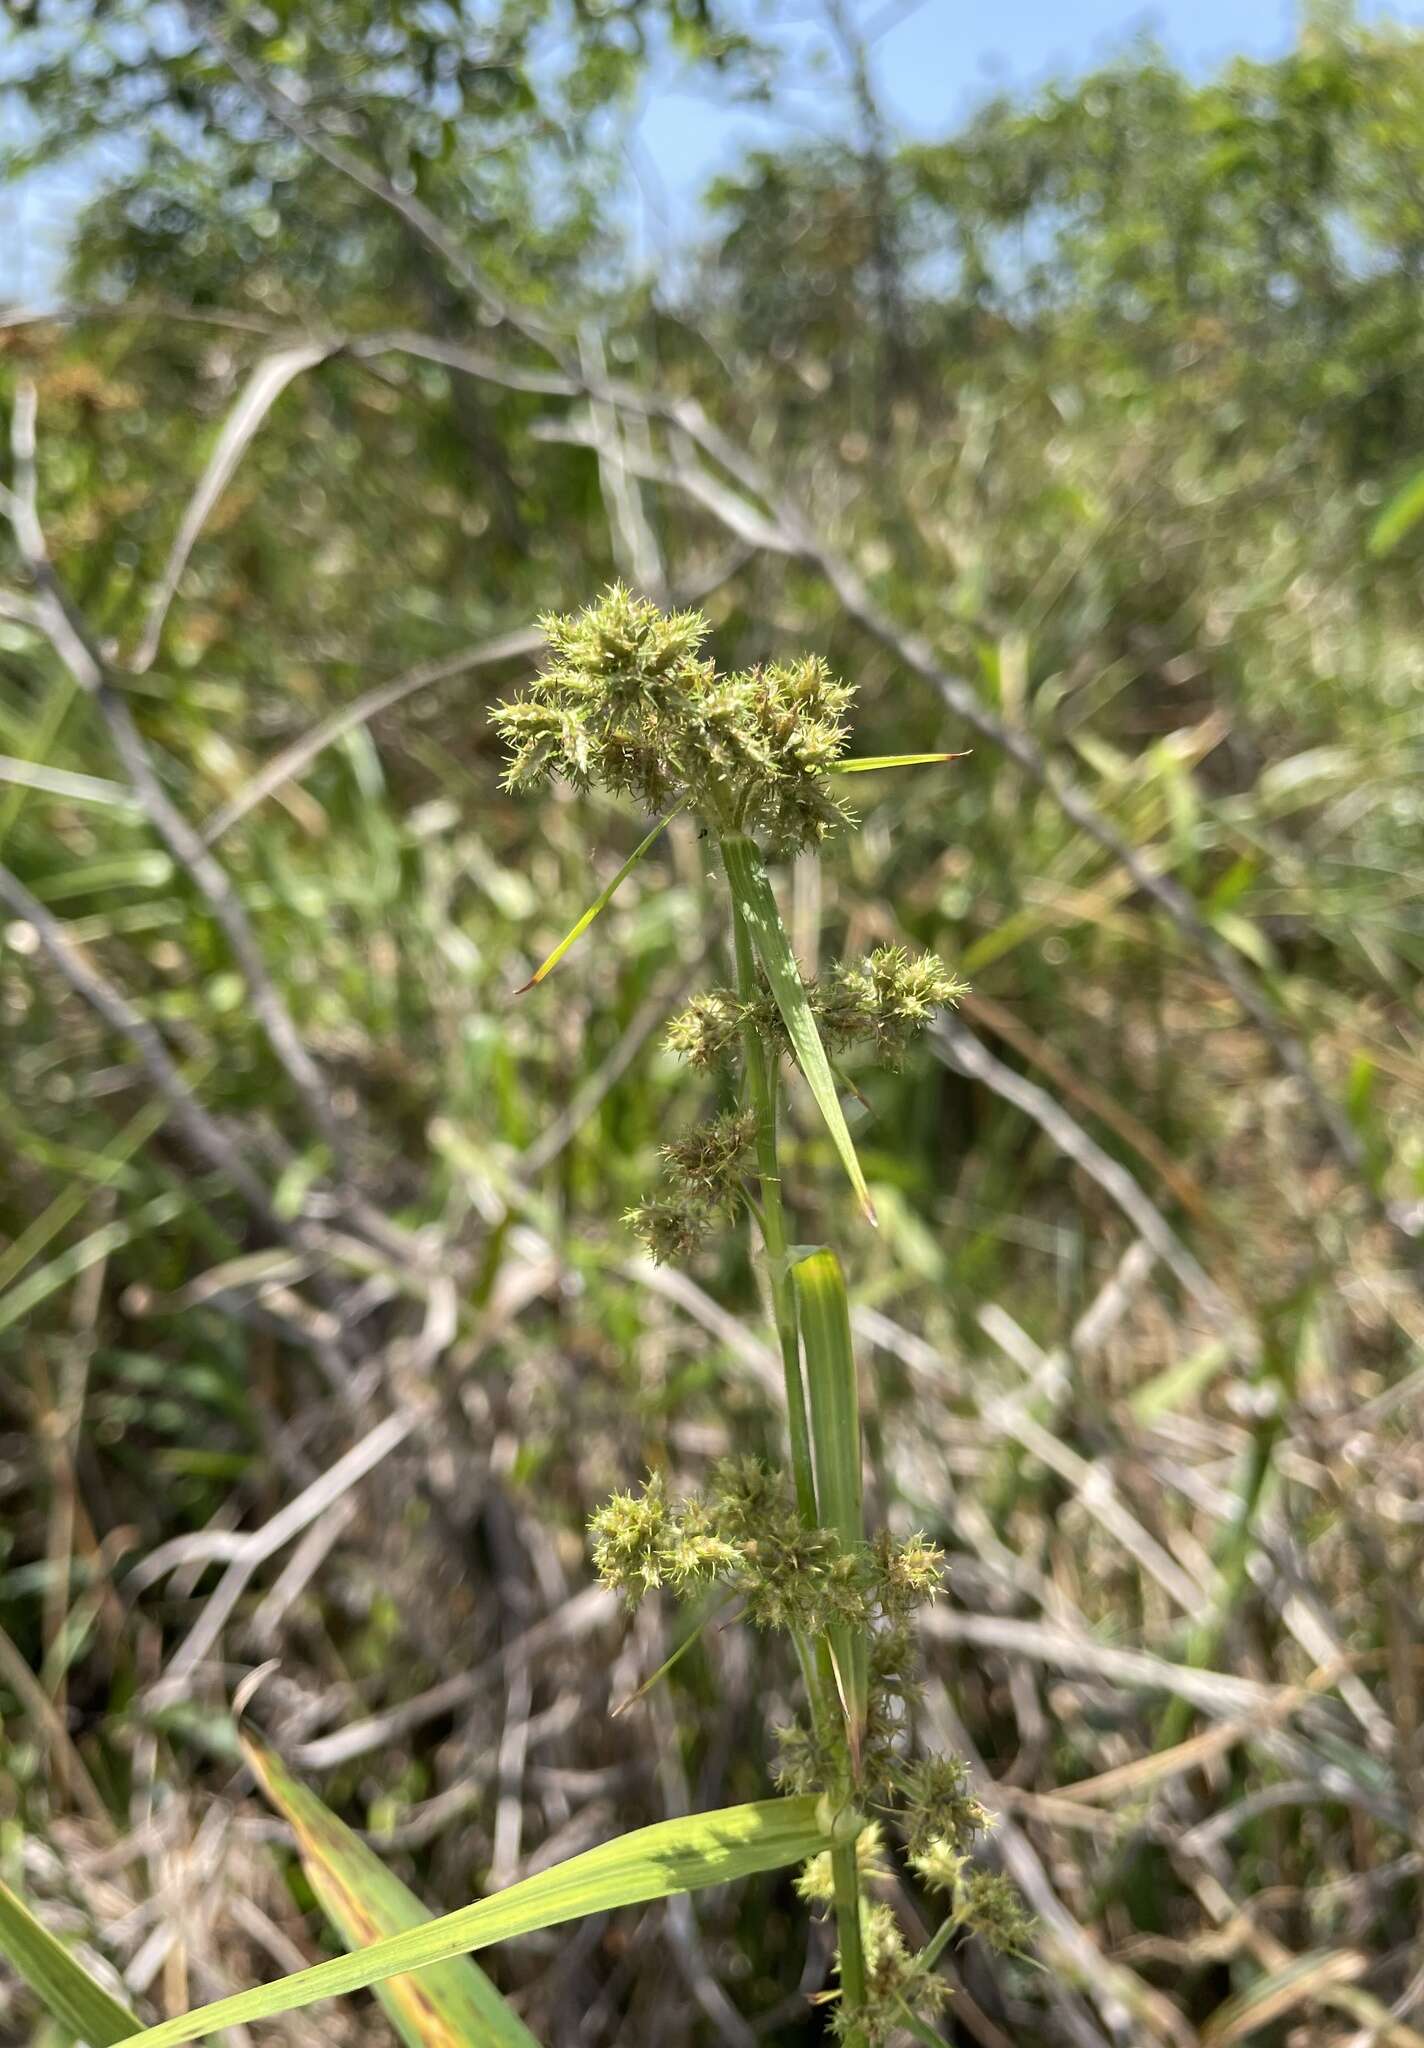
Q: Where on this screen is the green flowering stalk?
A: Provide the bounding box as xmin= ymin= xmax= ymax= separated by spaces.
xmin=498 ymin=588 xmax=1024 ymax=2044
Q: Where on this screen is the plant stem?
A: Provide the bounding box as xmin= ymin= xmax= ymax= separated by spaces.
xmin=725 ymin=842 xmax=868 ymax=2048
xmin=831 ymin=1837 xmax=869 ymax=2025
xmin=727 ymin=857 xmax=817 ymax=1528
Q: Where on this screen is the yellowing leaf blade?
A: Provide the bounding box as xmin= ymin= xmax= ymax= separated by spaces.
xmin=830 ymin=752 xmax=969 ymax=773
xmin=114 ymin=1795 xmax=826 ymax=2048
xmin=517 ymin=806 xmax=682 ymax=992
xmin=243 ymin=1735 xmax=540 ymax=2048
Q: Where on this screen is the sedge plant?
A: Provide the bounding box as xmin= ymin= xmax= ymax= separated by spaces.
xmin=0 ymin=587 xmax=1027 ymax=2048
xmin=495 ymin=585 xmax=1030 ymax=2044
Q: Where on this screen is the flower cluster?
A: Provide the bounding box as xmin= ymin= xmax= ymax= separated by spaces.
xmin=589 ymin=1459 xmax=942 ymax=1639
xmin=492 ymin=583 xmax=856 ymax=855
xmin=666 ymin=946 xmax=966 ymax=1074
xmin=795 ymin=1811 xmax=1031 ymax=2044
xmin=898 ymin=1756 xmax=991 ymax=1859
xmin=909 ymin=1844 xmax=1034 ymax=1957
xmin=624 ymin=1108 xmax=757 ymax=1264
xmin=636 ymin=949 xmax=963 ymax=1264
xmin=587 ymin=1456 xmax=1028 ymax=2021
xmin=817 ymin=947 xmax=968 ymax=1063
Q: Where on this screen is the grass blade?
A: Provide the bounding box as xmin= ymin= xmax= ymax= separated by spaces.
xmin=516 ymin=805 xmax=682 ymax=991
xmin=830 ymin=752 xmax=969 ymax=773
xmin=792 ymin=1249 xmax=868 ymax=1735
xmin=1368 ymin=464 xmax=1424 ymax=556
xmin=243 ymin=1735 xmax=541 ymax=2048
xmin=719 ymin=833 xmax=875 ymax=1225
xmin=0 ymin=1192 xmax=185 ymax=1340
xmin=1203 ymin=1948 xmax=1366 ymax=2045
xmin=115 ymin=1795 xmax=826 ymax=2048
xmin=0 ymin=1876 xmax=142 ymax=2047
xmin=792 ymin=1250 xmax=863 ymax=1552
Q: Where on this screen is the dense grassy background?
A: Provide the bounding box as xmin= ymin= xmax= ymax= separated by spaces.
xmin=2 ymin=5 xmax=1423 ymax=2043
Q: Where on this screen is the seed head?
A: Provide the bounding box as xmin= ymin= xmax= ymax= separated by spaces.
xmin=956 ymin=1871 xmax=1035 ymax=1954
xmin=588 ymin=1474 xmax=674 ymax=1601
xmin=664 ymin=988 xmax=748 ymax=1069
xmin=900 ymin=1756 xmax=992 ymax=1858
xmin=493 ymin=586 xmax=857 ymax=855
xmin=819 ymin=947 xmax=968 ymax=1063
xmin=664 ymin=950 xmax=964 ymax=1083
xmin=624 ymin=1194 xmax=715 ymax=1264
xmin=662 ymin=1109 xmax=757 ymax=1209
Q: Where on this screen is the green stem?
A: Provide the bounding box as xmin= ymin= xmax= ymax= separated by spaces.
xmin=831 ymin=1839 xmax=869 ymax=2026
xmin=724 ymin=841 xmax=868 ymax=2048
xmin=727 ymin=862 xmax=817 ymax=1529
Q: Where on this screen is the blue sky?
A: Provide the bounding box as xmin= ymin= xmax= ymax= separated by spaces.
xmin=2 ymin=0 xmax=1419 ymax=302
xmin=631 ymin=0 xmax=1413 ymax=230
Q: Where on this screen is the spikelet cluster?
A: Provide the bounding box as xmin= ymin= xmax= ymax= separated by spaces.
xmin=624 ymin=1107 xmax=757 ymax=1263
xmin=492 ymin=584 xmax=856 ymax=855
xmin=589 ymin=1459 xmax=943 ymax=1639
xmin=587 ymin=1457 xmax=1030 ymax=1998
xmin=639 ymin=950 xmax=963 ymax=1263
xmin=793 ymin=1780 xmax=1027 ymax=2041
xmin=666 ymin=947 xmax=966 ymax=1074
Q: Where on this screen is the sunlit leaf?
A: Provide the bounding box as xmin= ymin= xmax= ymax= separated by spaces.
xmin=0 ymin=1876 xmax=141 ymax=2047
xmin=516 ymin=806 xmax=683 ymax=992
xmin=830 ymin=752 xmax=969 ymax=773
xmin=243 ymin=1735 xmax=541 ymax=2048
xmin=116 ymin=1796 xmax=826 ymax=2048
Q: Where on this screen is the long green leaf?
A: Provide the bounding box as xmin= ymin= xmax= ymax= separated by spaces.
xmin=115 ymin=1796 xmax=826 ymax=2048
xmin=0 ymin=1192 xmax=185 ymax=1339
xmin=719 ymin=833 xmax=875 ymax=1225
xmin=0 ymin=1876 xmax=142 ymax=2047
xmin=830 ymin=752 xmax=969 ymax=773
xmin=243 ymin=1735 xmax=541 ymax=2048
xmin=1368 ymin=465 xmax=1424 ymax=556
xmin=793 ymin=1249 xmax=868 ymax=1734
xmin=516 ymin=805 xmax=682 ymax=991
xmin=792 ymin=1250 xmax=863 ymax=1554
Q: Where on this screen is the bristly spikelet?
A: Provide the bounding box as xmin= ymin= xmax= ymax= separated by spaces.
xmin=797 ymin=1824 xmax=889 ymax=1906
xmin=665 ymin=952 xmax=964 ymax=1077
xmin=623 ymin=1194 xmax=714 ymax=1265
xmin=899 ymin=1756 xmax=992 ymax=1858
xmin=953 ymin=1871 xmax=1036 ymax=1954
xmin=824 ymin=1897 xmax=950 ymax=2046
xmin=492 ymin=585 xmax=858 ymax=856
xmin=588 ymin=1474 xmax=674 ymax=1601
xmin=664 ymin=989 xmax=747 ymax=1069
xmin=624 ymin=1111 xmax=756 ymax=1260
xmin=872 ymin=1528 xmax=946 ymax=1622
xmin=662 ymin=1109 xmax=757 ymax=1209
xmin=908 ymin=1843 xmax=1036 ymax=1955
xmin=819 ymin=947 xmax=968 ymax=1063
